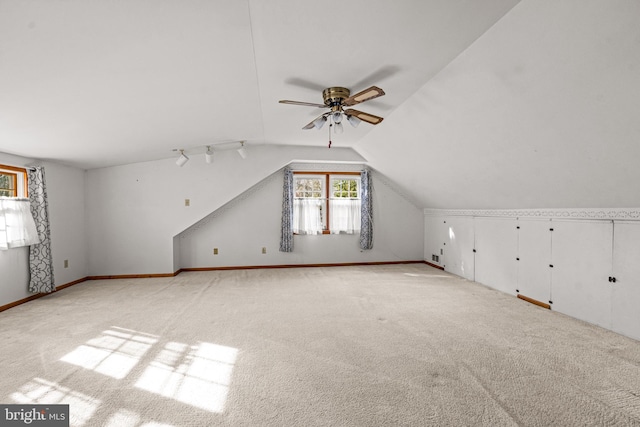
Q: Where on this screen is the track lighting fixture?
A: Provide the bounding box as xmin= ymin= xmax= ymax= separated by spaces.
xmin=205 ymin=146 xmax=213 ymax=164
xmin=237 ymin=141 xmax=248 ymax=159
xmin=176 ymin=149 xmax=189 ymax=167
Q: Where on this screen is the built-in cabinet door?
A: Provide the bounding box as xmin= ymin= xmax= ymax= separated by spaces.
xmin=611 ymin=221 xmax=640 ymax=341
xmin=550 ymin=220 xmax=613 ymax=329
xmin=474 ymin=217 xmax=517 ymax=295
xmin=444 ymin=216 xmax=475 ymax=281
xmin=517 ymin=219 xmax=552 ymax=304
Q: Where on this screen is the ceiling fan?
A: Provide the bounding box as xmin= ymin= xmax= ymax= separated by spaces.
xmin=279 ymin=85 xmax=385 ymax=132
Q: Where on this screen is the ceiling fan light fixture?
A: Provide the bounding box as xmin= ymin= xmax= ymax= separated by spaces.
xmin=334 ymin=122 xmax=344 ymax=134
xmin=347 ymin=114 xmax=361 ymax=128
xmin=333 ymin=112 xmax=343 ymax=124
xmin=313 ymin=115 xmax=327 ymax=130
xmin=176 ymin=149 xmax=189 ymax=167
xmin=205 ymin=146 xmax=213 ymax=164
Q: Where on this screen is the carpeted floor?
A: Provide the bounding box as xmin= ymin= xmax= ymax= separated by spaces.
xmin=1 ymin=264 xmax=640 ymax=426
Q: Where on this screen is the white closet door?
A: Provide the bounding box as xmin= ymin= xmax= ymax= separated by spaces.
xmin=517 ymin=219 xmax=552 ymax=304
xmin=444 ymin=216 xmax=475 ymax=281
xmin=550 ymin=220 xmax=612 ymax=329
xmin=474 ymin=217 xmax=517 ymax=295
xmin=612 ymin=221 xmax=640 ymax=341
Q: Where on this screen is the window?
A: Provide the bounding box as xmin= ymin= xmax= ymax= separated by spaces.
xmin=0 ymin=165 xmax=28 ymax=198
xmin=0 ymin=165 xmax=38 ymax=250
xmin=293 ymin=172 xmax=361 ymax=235
xmin=0 ymin=172 xmax=17 ymax=197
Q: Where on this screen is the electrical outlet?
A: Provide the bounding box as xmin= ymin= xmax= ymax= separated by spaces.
xmin=262 ymin=247 xmax=267 ymax=254
xmin=64 ymin=260 xmax=69 ymax=268
xmin=185 ymin=199 xmax=190 ymax=207
xmin=213 ymin=248 xmax=219 ymax=255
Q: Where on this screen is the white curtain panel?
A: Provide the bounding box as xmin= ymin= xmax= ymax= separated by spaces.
xmin=293 ymin=199 xmax=323 ymax=235
xmin=0 ymin=197 xmax=40 ymax=250
xmin=329 ymin=199 xmax=361 ymax=234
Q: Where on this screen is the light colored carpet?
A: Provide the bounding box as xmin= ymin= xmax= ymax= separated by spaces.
xmin=1 ymin=264 xmax=640 ymax=426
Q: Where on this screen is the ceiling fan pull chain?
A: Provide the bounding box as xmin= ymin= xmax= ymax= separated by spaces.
xmin=328 ymin=123 xmax=332 ymax=148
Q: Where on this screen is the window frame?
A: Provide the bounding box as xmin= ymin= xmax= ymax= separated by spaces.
xmin=293 ymin=171 xmax=361 ymax=235
xmin=0 ymin=165 xmax=28 ymax=198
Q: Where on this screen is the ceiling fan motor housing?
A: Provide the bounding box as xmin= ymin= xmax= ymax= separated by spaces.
xmin=323 ymin=87 xmax=350 ymax=111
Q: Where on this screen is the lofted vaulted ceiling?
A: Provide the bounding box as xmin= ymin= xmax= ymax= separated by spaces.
xmin=2 ymin=0 xmax=639 ymax=209
xmin=0 ymin=0 xmax=519 ymax=169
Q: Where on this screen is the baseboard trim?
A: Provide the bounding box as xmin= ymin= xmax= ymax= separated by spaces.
xmin=517 ymin=293 xmax=551 ymax=310
xmin=424 ymin=261 xmax=445 ymax=270
xmin=180 ymin=260 xmax=426 ymax=272
xmin=0 ymin=277 xmax=89 ymax=313
xmin=87 ymin=272 xmax=179 ymax=280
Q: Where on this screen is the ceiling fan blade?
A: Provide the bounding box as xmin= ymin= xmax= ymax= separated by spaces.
xmin=342 ymin=86 xmax=385 ymax=106
xmin=279 ymin=100 xmax=326 ymax=108
xmin=344 ymin=109 xmax=384 ymax=125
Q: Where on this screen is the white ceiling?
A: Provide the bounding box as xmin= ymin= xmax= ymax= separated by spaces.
xmin=0 ymin=0 xmax=520 ymax=169
xmin=4 ymin=0 xmax=638 ymax=210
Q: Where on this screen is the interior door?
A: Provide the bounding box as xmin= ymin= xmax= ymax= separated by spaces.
xmin=550 ymin=220 xmax=612 ymax=328
xmin=444 ymin=216 xmax=475 ymax=281
xmin=611 ymin=221 xmax=640 ymax=341
xmin=517 ymin=219 xmax=552 ymax=304
xmin=474 ymin=217 xmax=517 ymax=295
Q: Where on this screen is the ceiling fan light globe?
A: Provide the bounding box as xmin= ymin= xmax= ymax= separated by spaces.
xmin=333 ymin=112 xmax=343 ymax=124
xmin=313 ymin=116 xmax=327 ymax=130
xmin=334 ymin=122 xmax=344 ymax=134
xmin=347 ymin=115 xmax=361 ymax=128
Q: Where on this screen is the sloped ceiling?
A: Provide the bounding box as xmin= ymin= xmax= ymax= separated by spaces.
xmin=356 ymin=0 xmax=640 ymax=209
xmin=2 ymin=0 xmax=638 ymax=209
xmin=0 ymin=0 xmax=519 ymax=169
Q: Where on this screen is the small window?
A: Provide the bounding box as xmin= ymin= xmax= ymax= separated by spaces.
xmin=0 ymin=172 xmax=17 ymax=197
xmin=293 ymin=172 xmax=361 ymax=235
xmin=0 ymin=165 xmax=27 ymax=198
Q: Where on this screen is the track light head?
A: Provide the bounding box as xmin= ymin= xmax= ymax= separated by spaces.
xmin=205 ymin=146 xmax=213 ymax=164
xmin=176 ymin=149 xmax=189 ymax=167
xmin=237 ymin=141 xmax=248 ymax=159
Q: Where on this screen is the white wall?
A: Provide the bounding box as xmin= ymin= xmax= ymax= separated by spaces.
xmin=425 ymin=209 xmax=640 ymax=342
xmin=85 ymin=145 xmax=368 ymax=275
xmin=178 ymin=166 xmax=423 ymax=268
xmin=356 ymin=0 xmax=640 ymax=210
xmin=0 ymin=153 xmax=86 ymax=307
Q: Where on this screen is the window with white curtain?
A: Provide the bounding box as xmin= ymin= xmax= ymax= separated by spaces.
xmin=293 ymin=173 xmax=361 ymax=235
xmin=0 ymin=165 xmax=39 ymax=250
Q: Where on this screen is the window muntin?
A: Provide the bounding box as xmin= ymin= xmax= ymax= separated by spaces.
xmin=293 ymin=172 xmax=360 ymax=235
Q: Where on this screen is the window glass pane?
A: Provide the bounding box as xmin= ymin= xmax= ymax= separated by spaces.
xmin=295 ymin=178 xmax=323 ymax=199
xmin=0 ymin=174 xmax=14 ymax=190
xmin=0 ymin=189 xmax=11 ymax=197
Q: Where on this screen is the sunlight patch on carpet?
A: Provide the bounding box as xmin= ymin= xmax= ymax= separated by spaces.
xmin=135 ymin=341 xmax=238 ymax=413
xmin=60 ymin=327 xmax=158 ymax=379
xmin=10 ymin=377 xmax=101 ymax=426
